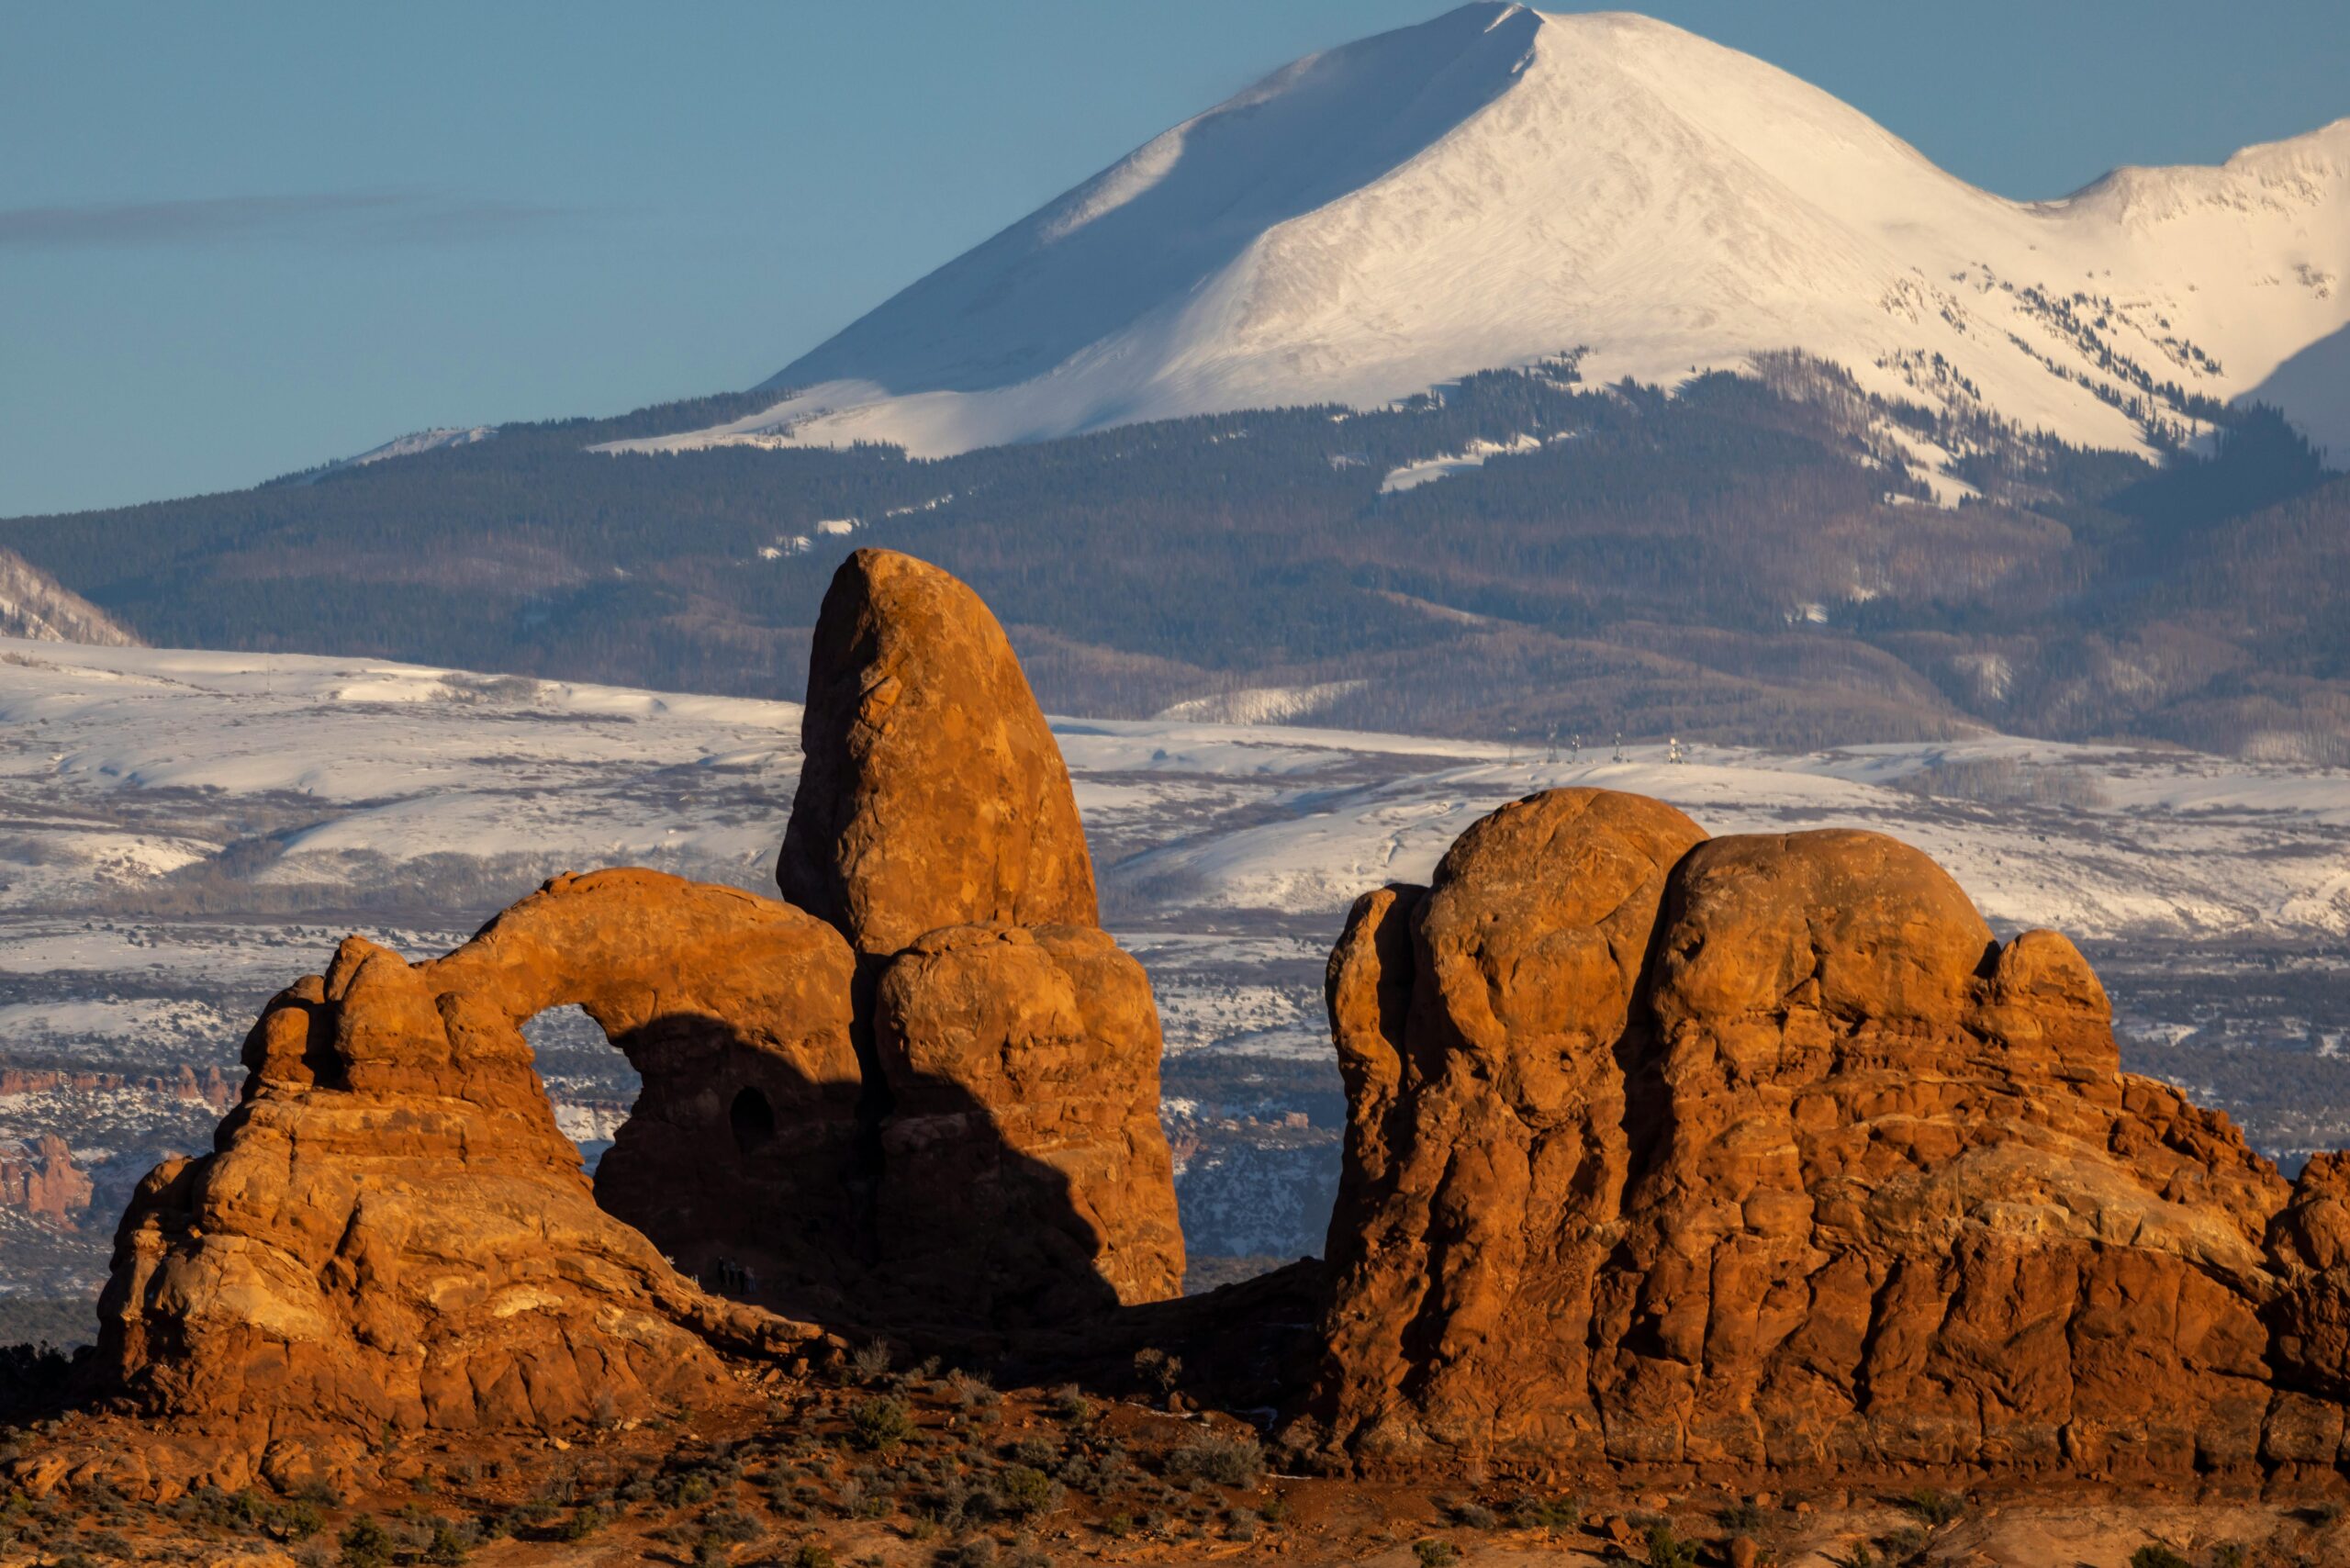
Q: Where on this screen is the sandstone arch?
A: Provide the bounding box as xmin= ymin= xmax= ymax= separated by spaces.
xmin=95 ymin=869 xmax=856 ymax=1489
xmin=95 ymin=851 xmax=1188 ymax=1494
xmin=418 ymin=868 xmax=867 ymax=1306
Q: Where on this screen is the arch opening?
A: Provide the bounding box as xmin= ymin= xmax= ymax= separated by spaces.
xmin=520 ymin=1003 xmax=642 ymax=1174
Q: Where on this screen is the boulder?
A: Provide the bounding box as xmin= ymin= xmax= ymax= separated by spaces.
xmin=97 ymin=870 xmax=845 ymax=1470
xmin=871 ymin=923 xmax=1185 ymax=1326
xmin=780 ymin=548 xmax=1097 ymax=958
xmin=1311 ymin=793 xmax=2319 ymax=1485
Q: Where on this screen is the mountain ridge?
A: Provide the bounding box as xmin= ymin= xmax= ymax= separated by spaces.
xmin=614 ymin=4 xmax=2348 ymax=467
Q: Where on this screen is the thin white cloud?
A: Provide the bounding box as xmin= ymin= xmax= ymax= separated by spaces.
xmin=0 ymin=190 xmax=576 ymax=248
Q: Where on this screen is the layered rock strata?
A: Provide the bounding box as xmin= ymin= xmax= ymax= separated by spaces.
xmin=1312 ymin=788 xmax=2350 ymax=1485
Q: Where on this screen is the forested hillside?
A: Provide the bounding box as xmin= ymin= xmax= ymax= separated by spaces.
xmin=3 ymin=360 xmax=2340 ymax=755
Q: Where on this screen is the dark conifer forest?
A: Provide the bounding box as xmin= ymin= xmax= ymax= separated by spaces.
xmin=4 ymin=360 xmax=2341 ymax=755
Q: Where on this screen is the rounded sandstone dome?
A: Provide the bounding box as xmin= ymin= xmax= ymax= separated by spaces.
xmin=1651 ymin=827 xmax=1995 ymax=1026
xmin=1417 ymin=787 xmax=1707 ymax=1060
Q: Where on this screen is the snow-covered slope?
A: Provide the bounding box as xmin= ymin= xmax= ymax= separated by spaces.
xmin=0 ymin=549 xmax=139 ymax=648
xmin=285 ymin=425 xmax=498 ymax=485
xmin=614 ymin=3 xmax=2350 ymax=467
xmin=9 ymin=637 xmax=2350 ymax=939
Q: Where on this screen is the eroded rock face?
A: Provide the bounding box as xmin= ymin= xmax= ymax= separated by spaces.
xmin=97 ymin=870 xmax=844 ymax=1482
xmin=779 ymin=548 xmax=1183 ymax=1324
xmin=1600 ymin=832 xmax=2286 ymax=1479
xmin=1317 ymin=789 xmax=1707 ymax=1459
xmin=0 ymin=1134 xmax=92 ymax=1228
xmin=873 ymin=923 xmax=1185 ymax=1327
xmin=1311 ymin=792 xmax=2333 ymax=1485
xmin=780 ymin=547 xmax=1097 ymax=957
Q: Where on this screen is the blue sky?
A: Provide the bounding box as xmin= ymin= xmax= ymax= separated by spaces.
xmin=3 ymin=1 xmax=2343 ymax=518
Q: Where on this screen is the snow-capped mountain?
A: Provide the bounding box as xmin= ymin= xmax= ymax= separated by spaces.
xmin=614 ymin=3 xmax=2349 ymax=468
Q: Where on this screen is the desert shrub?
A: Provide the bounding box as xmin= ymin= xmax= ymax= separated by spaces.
xmin=338 ymin=1517 xmax=394 ymax=1568
xmin=1718 ymin=1500 xmax=1766 ymax=1535
xmin=996 ymin=1466 xmax=1060 ymax=1518
xmin=1007 ymin=1437 xmax=1058 ymax=1470
xmin=1644 ymin=1522 xmax=1700 ymax=1568
xmin=1901 ymin=1487 xmax=1965 ymax=1528
xmin=1049 ymin=1384 xmax=1093 ymax=1425
xmin=1055 ymin=1442 xmax=1130 ymax=1496
xmin=1881 ymin=1525 xmax=1930 ymax=1562
xmin=1133 ymin=1349 xmax=1182 ymax=1398
xmin=1438 ymin=1497 xmax=1498 ymax=1529
xmin=849 ymin=1395 xmax=914 ymax=1453
xmin=2127 ymin=1548 xmax=2190 ymax=1568
xmin=1164 ymin=1431 xmax=1263 ymax=1489
xmin=558 ymin=1505 xmax=608 ymax=1541
xmin=793 ymin=1545 xmax=835 ymax=1568
xmin=1413 ymin=1540 xmax=1458 ymax=1568
xmin=701 ymin=1506 xmax=760 ymax=1542
xmin=247 ymin=1498 xmax=327 ymax=1541
xmin=1003 ymin=1532 xmax=1053 ymax=1568
xmin=1507 ymin=1492 xmax=1578 ymax=1530
xmin=851 ymin=1340 xmax=891 ymax=1383
xmin=173 ymin=1486 xmax=273 ymax=1533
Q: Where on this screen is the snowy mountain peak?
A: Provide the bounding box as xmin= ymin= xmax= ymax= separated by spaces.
xmin=610 ymin=6 xmax=2350 ymax=467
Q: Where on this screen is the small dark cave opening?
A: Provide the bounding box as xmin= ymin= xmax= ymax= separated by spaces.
xmin=729 ymin=1084 xmax=778 ymax=1154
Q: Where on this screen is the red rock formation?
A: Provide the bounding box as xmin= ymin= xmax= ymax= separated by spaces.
xmin=780 ymin=547 xmax=1097 ymax=958
xmin=0 ymin=1133 xmax=93 ymax=1227
xmin=0 ymin=1065 xmax=234 ymax=1110
xmin=1310 ymin=790 xmax=2341 ymax=1486
xmin=873 ymin=923 xmax=1184 ymax=1326
xmin=1316 ymin=788 xmax=1707 ymax=1460
xmin=427 ymin=868 xmax=867 ymax=1305
xmin=1596 ymin=831 xmax=2285 ymax=1480
xmin=97 ymin=870 xmax=841 ymax=1487
xmin=86 ymin=544 xmax=1194 ymax=1490
xmin=780 ymin=547 xmax=1184 ymax=1321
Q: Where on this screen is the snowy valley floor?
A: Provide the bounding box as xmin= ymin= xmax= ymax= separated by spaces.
xmin=5 ymin=638 xmax=2350 ymax=1326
